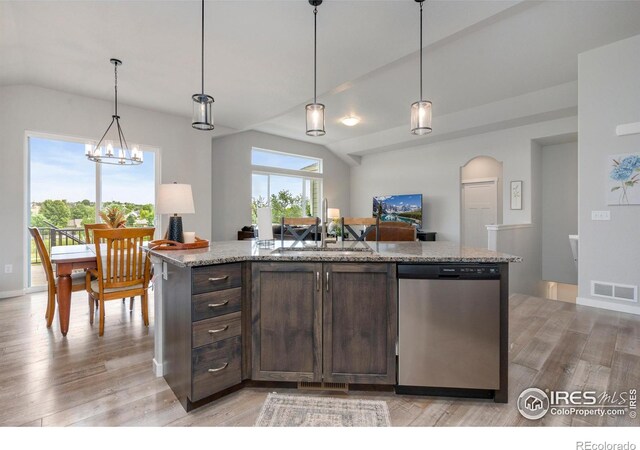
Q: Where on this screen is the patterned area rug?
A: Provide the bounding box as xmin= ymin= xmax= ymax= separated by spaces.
xmin=255 ymin=393 xmax=391 ymax=427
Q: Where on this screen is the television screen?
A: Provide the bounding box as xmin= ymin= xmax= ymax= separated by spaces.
xmin=373 ymin=194 xmax=423 ymax=228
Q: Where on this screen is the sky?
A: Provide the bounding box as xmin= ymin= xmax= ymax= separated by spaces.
xmin=252 ymin=149 xmax=318 ymax=202
xmin=30 ymin=136 xmax=155 ymax=205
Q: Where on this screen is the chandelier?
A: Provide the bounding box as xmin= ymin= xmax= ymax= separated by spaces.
xmin=86 ymin=58 xmax=143 ymax=165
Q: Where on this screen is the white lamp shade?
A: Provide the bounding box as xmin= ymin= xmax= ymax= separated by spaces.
xmin=327 ymin=208 xmax=341 ymax=219
xmin=157 ymin=183 xmax=195 ymax=215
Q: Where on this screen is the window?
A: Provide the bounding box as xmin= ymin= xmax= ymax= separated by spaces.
xmin=251 ymin=148 xmax=322 ymax=224
xmin=27 ymin=134 xmax=157 ymax=287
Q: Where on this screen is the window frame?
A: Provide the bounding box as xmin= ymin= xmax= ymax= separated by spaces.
xmin=251 ymin=147 xmax=323 ymax=223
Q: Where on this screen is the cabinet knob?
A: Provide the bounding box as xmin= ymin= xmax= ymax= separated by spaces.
xmin=207 ymin=363 xmax=229 ymax=373
xmin=208 ymin=300 xmax=229 ymax=308
xmin=208 ymin=325 xmax=229 ymax=334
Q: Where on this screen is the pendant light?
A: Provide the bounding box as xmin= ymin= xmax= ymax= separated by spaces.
xmin=410 ymin=0 xmax=432 ymax=135
xmin=86 ymin=59 xmax=143 ymax=165
xmin=306 ymin=0 xmax=325 ymax=137
xmin=192 ymin=0 xmax=214 ymax=131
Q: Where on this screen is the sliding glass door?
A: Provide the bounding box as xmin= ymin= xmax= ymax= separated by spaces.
xmin=27 ymin=134 xmax=157 ymax=288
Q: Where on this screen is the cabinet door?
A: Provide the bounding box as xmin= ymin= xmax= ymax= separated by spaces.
xmin=323 ymin=263 xmax=397 ymax=384
xmin=251 ymin=262 xmax=322 ymax=382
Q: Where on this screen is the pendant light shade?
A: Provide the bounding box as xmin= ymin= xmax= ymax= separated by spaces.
xmin=192 ymin=93 xmax=214 ymax=130
xmin=192 ymin=0 xmax=214 ymax=131
xmin=411 ymin=0 xmax=433 ymax=135
xmin=306 ymin=0 xmax=325 ymax=137
xmin=306 ymin=102 xmax=325 ymax=137
xmin=86 ymin=59 xmax=142 ymax=165
xmin=410 ymin=100 xmax=432 ymax=135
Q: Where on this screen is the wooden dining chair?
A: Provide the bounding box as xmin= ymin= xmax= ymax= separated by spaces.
xmin=84 ymin=222 xmax=137 ymax=310
xmin=86 ymin=227 xmax=155 ymax=336
xmin=28 ymin=227 xmax=87 ymax=327
xmin=84 ymin=223 xmax=110 ymax=244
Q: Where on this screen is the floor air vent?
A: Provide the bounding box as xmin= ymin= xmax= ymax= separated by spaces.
xmin=591 ymin=281 xmax=638 ymax=302
xmin=297 ymin=381 xmax=349 ymax=392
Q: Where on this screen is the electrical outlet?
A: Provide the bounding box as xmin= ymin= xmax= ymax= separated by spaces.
xmin=4 ymin=264 xmax=12 ymax=274
xmin=591 ymin=211 xmax=611 ymax=221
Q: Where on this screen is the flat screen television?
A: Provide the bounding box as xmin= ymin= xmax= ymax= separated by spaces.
xmin=373 ymin=194 xmax=423 ymax=228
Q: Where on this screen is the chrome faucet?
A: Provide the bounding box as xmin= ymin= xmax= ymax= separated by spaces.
xmin=320 ymin=198 xmax=328 ymax=248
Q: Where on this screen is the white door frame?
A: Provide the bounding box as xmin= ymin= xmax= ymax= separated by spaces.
xmin=460 ymin=177 xmax=499 ymax=247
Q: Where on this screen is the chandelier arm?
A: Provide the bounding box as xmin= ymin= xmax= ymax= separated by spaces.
xmin=116 ymin=119 xmax=130 ymax=152
xmin=95 ymin=116 xmax=116 ymax=150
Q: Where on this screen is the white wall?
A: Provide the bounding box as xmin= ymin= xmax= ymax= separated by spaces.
xmin=211 ymin=130 xmax=351 ymax=242
xmin=350 ymin=117 xmax=577 ymax=243
xmin=0 ymin=85 xmax=213 ymax=295
xmin=488 ymin=224 xmax=542 ymax=296
xmin=541 ymin=141 xmax=578 ymax=284
xmin=578 ymin=34 xmax=640 ymax=314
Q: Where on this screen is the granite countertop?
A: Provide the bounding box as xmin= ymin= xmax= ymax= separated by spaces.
xmin=147 ymin=240 xmax=522 ymax=268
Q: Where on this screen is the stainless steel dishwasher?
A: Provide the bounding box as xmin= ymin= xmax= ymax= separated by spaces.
xmin=397 ymin=264 xmax=502 ymax=397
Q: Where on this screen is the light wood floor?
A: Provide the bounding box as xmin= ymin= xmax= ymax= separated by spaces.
xmin=0 ymin=291 xmax=638 ymax=426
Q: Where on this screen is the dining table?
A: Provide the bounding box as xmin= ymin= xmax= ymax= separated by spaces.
xmin=50 ymin=244 xmax=98 ymax=336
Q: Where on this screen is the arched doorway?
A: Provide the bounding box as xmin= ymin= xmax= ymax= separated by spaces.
xmin=460 ymin=156 xmax=503 ymax=248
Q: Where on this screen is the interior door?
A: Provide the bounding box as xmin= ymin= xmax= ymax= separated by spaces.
xmin=462 ymin=181 xmax=498 ymax=248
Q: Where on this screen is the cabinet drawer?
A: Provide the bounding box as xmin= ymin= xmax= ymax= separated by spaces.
xmin=191 ymin=336 xmax=242 ymax=402
xmin=192 ymin=263 xmax=242 ymax=294
xmin=192 ymin=311 xmax=241 ymax=349
xmin=192 ymin=287 xmax=241 ymax=321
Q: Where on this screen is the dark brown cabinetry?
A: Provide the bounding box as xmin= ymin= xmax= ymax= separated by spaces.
xmin=323 ymin=263 xmax=397 ymax=384
xmin=163 ymin=262 xmax=247 ymax=411
xmin=251 ymin=262 xmax=322 ymax=381
xmin=251 ymin=262 xmax=396 ymax=385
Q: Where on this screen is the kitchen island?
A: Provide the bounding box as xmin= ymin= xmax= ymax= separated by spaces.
xmin=148 ymin=240 xmax=521 ymax=411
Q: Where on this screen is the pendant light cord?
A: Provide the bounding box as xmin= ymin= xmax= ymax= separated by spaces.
xmin=419 ymin=1 xmax=423 ymax=101
xmin=313 ymin=5 xmax=318 ymax=103
xmin=114 ymin=62 xmax=118 ymax=117
xmin=201 ymin=0 xmax=205 ymax=95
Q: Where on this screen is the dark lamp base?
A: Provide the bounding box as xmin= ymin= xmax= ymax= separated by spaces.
xmin=167 ymin=216 xmax=184 ymax=243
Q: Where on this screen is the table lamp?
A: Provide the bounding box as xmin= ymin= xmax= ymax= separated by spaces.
xmin=157 ymin=182 xmax=195 ymax=243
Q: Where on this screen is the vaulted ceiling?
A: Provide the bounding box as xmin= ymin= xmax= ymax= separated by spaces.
xmin=2 ymin=1 xmax=640 ymax=164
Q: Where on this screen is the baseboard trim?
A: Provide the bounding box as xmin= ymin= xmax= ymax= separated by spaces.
xmin=577 ymin=296 xmax=640 ymax=316
xmin=0 ymin=289 xmax=25 ymax=299
xmin=153 ymin=358 xmax=164 ymax=377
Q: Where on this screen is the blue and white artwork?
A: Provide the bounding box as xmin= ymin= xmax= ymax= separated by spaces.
xmin=373 ymin=194 xmax=423 ymax=228
xmin=608 ymin=153 xmax=640 ymax=205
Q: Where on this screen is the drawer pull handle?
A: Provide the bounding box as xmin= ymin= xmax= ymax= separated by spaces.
xmin=208 ymin=363 xmax=229 ymax=373
xmin=208 ymin=276 xmax=229 ymax=282
xmin=208 ymin=300 xmax=229 ymax=308
xmin=208 ymin=325 xmax=229 ymax=334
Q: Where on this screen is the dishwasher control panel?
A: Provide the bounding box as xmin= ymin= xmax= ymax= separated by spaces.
xmin=398 ymin=264 xmax=501 ymax=280
xmin=440 ymin=266 xmax=499 ymax=276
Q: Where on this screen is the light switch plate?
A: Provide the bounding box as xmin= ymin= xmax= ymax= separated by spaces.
xmin=591 ymin=211 xmax=611 ymax=221
xmin=4 ymin=264 xmax=12 ymax=274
